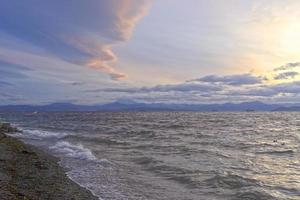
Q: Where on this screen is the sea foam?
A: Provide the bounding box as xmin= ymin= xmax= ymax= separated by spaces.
xmin=50 ymin=141 xmax=97 ymax=161
xmin=12 ymin=129 xmax=69 ymax=140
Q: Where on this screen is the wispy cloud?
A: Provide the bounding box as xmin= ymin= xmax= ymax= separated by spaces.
xmin=188 ymin=74 xmax=265 ymax=86
xmin=0 ymin=0 xmax=151 ymax=80
xmin=0 ymin=81 xmax=13 ymax=87
xmin=274 ymin=71 xmax=299 ymax=80
xmin=273 ymin=62 xmax=300 ymax=71
xmin=93 ymin=82 xmax=223 ymax=93
xmin=111 ymin=0 xmax=152 ymax=41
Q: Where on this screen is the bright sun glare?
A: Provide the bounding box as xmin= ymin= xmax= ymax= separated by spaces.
xmin=281 ymin=22 xmax=300 ymax=55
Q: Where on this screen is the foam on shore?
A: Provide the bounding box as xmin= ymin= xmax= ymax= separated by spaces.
xmin=0 ymin=123 xmax=98 ymax=200
xmin=50 ymin=141 xmax=97 ymax=161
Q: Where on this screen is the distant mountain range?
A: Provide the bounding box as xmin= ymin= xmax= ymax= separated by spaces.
xmin=272 ymin=106 xmax=300 ymax=112
xmin=1 ymin=100 xmax=300 ymax=112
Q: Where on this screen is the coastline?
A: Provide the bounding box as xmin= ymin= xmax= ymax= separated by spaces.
xmin=0 ymin=123 xmax=98 ymax=200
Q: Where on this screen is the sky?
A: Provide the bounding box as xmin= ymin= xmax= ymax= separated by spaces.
xmin=1 ymin=0 xmax=300 ymax=105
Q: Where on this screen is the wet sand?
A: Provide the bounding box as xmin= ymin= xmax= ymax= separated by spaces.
xmin=0 ymin=123 xmax=98 ymax=200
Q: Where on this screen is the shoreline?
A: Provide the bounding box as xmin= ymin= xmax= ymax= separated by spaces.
xmin=0 ymin=123 xmax=98 ymax=200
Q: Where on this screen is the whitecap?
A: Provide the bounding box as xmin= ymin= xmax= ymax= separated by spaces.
xmin=10 ymin=129 xmax=69 ymax=140
xmin=50 ymin=141 xmax=97 ymax=161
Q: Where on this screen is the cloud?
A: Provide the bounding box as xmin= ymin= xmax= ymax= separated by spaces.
xmin=271 ymin=81 xmax=300 ymax=94
xmin=0 ymin=60 xmax=31 ymax=81
xmin=60 ymin=0 xmax=151 ymax=80
xmin=89 ymin=63 xmax=300 ymax=104
xmin=87 ymin=0 xmax=151 ymax=80
xmin=70 ymin=82 xmax=85 ymax=86
xmin=87 ymin=58 xmax=127 ymax=80
xmin=0 ymin=69 xmax=28 ymax=80
xmin=226 ymin=81 xmax=300 ymax=99
xmin=274 ymin=71 xmax=299 ymax=80
xmin=110 ymin=0 xmax=151 ymax=41
xmin=0 ymin=0 xmax=151 ymax=80
xmin=89 ymin=82 xmax=223 ymax=93
xmin=0 ymin=81 xmax=13 ymax=87
xmin=188 ymin=73 xmax=265 ymax=85
xmin=273 ymin=62 xmax=300 ymax=71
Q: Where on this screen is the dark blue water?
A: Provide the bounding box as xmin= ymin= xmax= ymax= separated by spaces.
xmin=1 ymin=112 xmax=299 ymax=200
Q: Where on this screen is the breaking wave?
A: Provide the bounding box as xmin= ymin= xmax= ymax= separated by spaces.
xmin=12 ymin=129 xmax=69 ymax=140
xmin=50 ymin=141 xmax=97 ymax=161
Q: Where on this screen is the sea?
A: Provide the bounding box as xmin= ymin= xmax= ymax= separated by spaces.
xmin=0 ymin=112 xmax=299 ymax=200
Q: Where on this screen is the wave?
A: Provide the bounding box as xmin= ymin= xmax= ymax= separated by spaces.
xmin=11 ymin=129 xmax=70 ymax=140
xmin=64 ymin=135 xmax=128 ymax=146
xmin=145 ymin=162 xmax=201 ymax=187
xmin=232 ymin=190 xmax=276 ymax=200
xmin=205 ymin=173 xmax=259 ymax=189
xmin=133 ymin=156 xmax=161 ymax=166
xmin=50 ymin=141 xmax=97 ymax=161
xmin=255 ymin=150 xmax=295 ymax=155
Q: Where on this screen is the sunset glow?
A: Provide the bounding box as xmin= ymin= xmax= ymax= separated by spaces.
xmin=0 ymin=0 xmax=300 ymax=104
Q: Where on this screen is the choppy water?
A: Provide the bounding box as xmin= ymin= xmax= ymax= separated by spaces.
xmin=0 ymin=112 xmax=300 ymax=200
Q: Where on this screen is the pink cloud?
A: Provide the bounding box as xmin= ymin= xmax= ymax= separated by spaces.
xmin=64 ymin=0 xmax=152 ymax=80
xmin=112 ymin=0 xmax=152 ymax=41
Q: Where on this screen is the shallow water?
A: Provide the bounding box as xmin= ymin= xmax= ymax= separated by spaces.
xmin=1 ymin=112 xmax=299 ymax=200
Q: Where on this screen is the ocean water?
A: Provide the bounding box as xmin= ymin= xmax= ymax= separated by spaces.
xmin=0 ymin=112 xmax=300 ymax=200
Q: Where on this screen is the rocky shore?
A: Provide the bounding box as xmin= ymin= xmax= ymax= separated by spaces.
xmin=0 ymin=122 xmax=98 ymax=200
